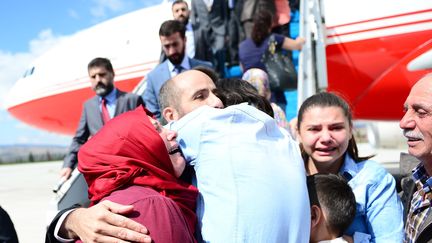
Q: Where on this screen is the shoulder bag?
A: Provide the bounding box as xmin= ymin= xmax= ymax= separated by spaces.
xmin=261 ymin=34 xmax=298 ymax=91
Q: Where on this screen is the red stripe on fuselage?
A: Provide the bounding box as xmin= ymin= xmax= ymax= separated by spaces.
xmin=326 ymin=9 xmax=432 ymax=28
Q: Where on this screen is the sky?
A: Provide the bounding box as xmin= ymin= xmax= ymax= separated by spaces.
xmin=0 ymin=0 xmax=163 ymax=146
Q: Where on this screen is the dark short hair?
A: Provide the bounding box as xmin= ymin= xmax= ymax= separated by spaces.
xmin=307 ymin=173 xmax=356 ymax=236
xmin=159 ymin=78 xmax=179 ymax=116
xmin=159 ymin=20 xmax=186 ymax=39
xmin=193 ymin=66 xmax=219 ymax=83
xmin=172 ymin=0 xmax=188 ymax=8
xmin=88 ymin=57 xmax=114 ymax=74
xmin=215 ymin=78 xmax=274 ymax=118
xmin=297 ymin=92 xmax=373 ymax=162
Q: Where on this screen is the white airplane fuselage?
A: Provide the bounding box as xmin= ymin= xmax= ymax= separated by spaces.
xmin=5 ymin=0 xmax=432 ymax=135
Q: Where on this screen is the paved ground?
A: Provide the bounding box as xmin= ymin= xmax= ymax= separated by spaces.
xmin=0 ymin=161 xmax=61 ymax=243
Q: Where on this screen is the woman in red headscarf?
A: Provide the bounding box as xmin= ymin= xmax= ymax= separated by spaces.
xmin=77 ymin=106 xmax=198 ymax=243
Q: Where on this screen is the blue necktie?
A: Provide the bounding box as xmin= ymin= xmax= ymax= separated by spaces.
xmin=175 ymin=65 xmax=184 ymax=75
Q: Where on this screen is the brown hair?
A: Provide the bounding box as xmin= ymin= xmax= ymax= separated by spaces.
xmin=297 ymin=92 xmax=373 ymax=163
xmin=251 ymin=10 xmax=273 ymax=46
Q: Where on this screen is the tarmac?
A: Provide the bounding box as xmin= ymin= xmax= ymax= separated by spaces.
xmin=0 ymin=161 xmax=61 ymax=243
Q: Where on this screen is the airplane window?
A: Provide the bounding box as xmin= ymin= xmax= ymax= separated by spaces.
xmin=22 ymin=67 xmax=35 ymax=78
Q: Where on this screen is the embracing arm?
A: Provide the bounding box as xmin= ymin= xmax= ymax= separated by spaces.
xmin=46 ymin=201 xmax=151 ymax=243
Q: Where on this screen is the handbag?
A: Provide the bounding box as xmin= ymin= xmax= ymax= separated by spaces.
xmin=261 ymin=34 xmax=298 ymax=91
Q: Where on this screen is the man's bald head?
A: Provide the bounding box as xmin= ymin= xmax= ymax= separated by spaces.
xmin=159 ymin=69 xmax=223 ymax=123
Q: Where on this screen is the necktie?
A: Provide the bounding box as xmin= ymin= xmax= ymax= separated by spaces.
xmin=101 ymin=98 xmax=110 ymax=124
xmin=174 ymin=65 xmax=184 ymax=75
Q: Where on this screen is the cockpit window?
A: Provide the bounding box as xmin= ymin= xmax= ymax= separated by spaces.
xmin=23 ymin=67 xmax=35 ymax=78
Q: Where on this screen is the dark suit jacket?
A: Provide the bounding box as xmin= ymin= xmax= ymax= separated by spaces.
xmin=240 ymin=0 xmax=276 ymax=22
xmin=63 ymin=89 xmax=144 ymax=169
xmin=45 ymin=206 xmax=76 ymax=243
xmin=191 ymin=0 xmax=227 ymax=60
xmin=141 ymin=58 xmax=212 ymax=119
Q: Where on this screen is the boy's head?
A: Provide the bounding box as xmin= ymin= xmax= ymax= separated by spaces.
xmin=307 ymin=173 xmax=356 ymax=242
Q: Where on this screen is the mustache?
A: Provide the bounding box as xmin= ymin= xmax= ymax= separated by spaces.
xmin=403 ymin=129 xmax=424 ymax=140
xmin=94 ymin=82 xmax=113 ymax=97
xmin=95 ymin=82 xmax=107 ymax=89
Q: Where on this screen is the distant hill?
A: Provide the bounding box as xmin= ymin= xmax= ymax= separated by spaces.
xmin=0 ymin=144 xmax=67 ymax=164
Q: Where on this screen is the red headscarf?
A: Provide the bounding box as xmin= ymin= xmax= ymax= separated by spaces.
xmin=78 ymin=106 xmax=198 ymax=232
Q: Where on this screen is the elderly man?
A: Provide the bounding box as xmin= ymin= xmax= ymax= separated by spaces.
xmin=400 ymin=73 xmax=432 ymax=243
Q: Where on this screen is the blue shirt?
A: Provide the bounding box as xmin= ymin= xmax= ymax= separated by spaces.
xmin=167 ymin=54 xmax=191 ymax=78
xmin=170 ymin=103 xmax=310 ymax=243
xmin=340 ymin=154 xmax=404 ymax=242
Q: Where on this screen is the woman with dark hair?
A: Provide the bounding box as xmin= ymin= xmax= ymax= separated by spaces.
xmin=238 ymin=10 xmax=304 ymax=111
xmin=296 ymin=92 xmax=403 ymax=242
xmin=238 ymin=10 xmax=304 ymax=72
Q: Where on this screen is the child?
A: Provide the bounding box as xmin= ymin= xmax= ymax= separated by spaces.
xmin=307 ymin=173 xmax=356 ymax=243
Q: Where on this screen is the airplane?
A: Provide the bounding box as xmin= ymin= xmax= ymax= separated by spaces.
xmin=5 ymin=0 xmax=432 ymax=140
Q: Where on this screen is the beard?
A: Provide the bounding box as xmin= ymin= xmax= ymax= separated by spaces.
xmin=167 ymin=51 xmax=185 ymax=65
xmin=178 ymin=15 xmax=189 ymax=25
xmin=94 ymin=82 xmax=114 ymax=97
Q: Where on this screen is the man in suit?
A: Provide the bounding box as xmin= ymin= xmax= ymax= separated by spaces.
xmin=240 ymin=0 xmax=276 ymax=38
xmin=60 ymin=57 xmax=144 ymax=180
xmin=191 ymin=0 xmax=227 ymax=76
xmin=140 ymin=20 xmax=212 ymax=119
xmin=171 ymin=0 xmax=196 ymax=59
